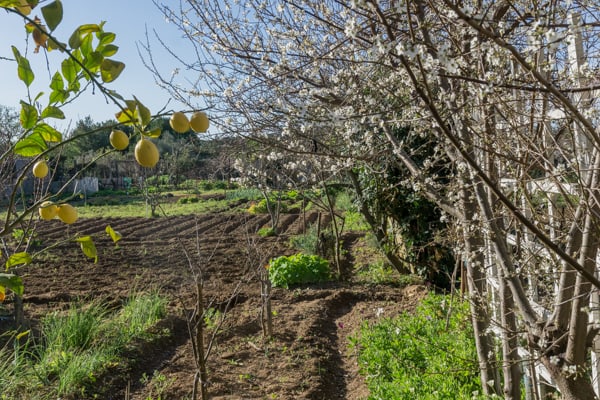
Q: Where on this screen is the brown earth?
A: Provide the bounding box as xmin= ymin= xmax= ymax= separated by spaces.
xmin=5 ymin=210 xmax=427 ymax=400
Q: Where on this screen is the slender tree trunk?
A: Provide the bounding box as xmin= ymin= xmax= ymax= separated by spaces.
xmin=460 ymin=185 xmax=501 ymax=396
xmin=498 ymin=271 xmax=522 ymax=399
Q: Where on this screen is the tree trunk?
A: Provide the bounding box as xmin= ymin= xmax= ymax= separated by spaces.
xmin=460 ymin=185 xmax=502 ymax=396
xmin=498 ymin=272 xmax=522 ymax=399
xmin=542 ymin=358 xmax=597 ymax=400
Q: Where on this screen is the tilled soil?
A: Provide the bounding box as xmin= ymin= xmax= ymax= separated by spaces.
xmin=5 ymin=211 xmax=427 ymax=399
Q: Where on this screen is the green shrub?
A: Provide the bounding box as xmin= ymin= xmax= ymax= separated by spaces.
xmin=200 ymin=181 xmax=214 ymax=190
xmin=214 ymin=180 xmax=228 ymax=190
xmin=268 ymin=253 xmax=331 ymax=289
xmin=350 ymin=294 xmax=484 ymax=399
xmin=178 ymin=197 xmax=189 ymax=204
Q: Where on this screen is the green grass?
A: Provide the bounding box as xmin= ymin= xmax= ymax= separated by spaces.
xmin=75 ymin=196 xmax=234 ymax=218
xmin=0 ymin=290 xmax=168 ymax=399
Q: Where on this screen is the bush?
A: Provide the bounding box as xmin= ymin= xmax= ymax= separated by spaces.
xmin=350 ymin=294 xmax=484 ymax=399
xmin=268 ymin=253 xmax=331 ymax=288
xmin=200 ymin=181 xmax=214 ymax=190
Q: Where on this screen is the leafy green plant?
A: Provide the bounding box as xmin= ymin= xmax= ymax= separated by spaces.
xmin=268 ymin=253 xmax=331 ymax=289
xmin=350 ymin=294 xmax=485 ymax=399
xmin=202 ymin=307 xmax=222 ymax=330
xmin=258 ymin=227 xmax=276 ymax=237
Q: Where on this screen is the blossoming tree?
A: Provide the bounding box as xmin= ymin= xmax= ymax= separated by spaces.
xmin=156 ymin=1 xmax=600 ymax=398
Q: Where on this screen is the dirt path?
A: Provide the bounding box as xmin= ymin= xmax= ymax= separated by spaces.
xmin=7 ymin=212 xmax=426 ymax=399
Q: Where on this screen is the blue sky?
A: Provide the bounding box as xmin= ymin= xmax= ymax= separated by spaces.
xmin=0 ymin=0 xmax=196 ymax=125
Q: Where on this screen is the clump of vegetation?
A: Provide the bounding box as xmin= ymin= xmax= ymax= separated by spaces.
xmin=289 ymin=225 xmax=320 ymax=254
xmin=0 ymin=291 xmax=167 ymax=398
xmin=267 ymin=253 xmax=331 ymax=289
xmin=356 ymin=261 xmax=401 ymax=285
xmin=350 ymin=294 xmax=484 ymax=399
xmin=178 ymin=196 xmax=200 ymax=204
xmin=258 ymin=227 xmax=277 ymax=237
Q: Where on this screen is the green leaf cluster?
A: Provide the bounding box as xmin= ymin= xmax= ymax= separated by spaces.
xmin=267 ymin=253 xmax=331 ymax=289
xmin=5 ymin=0 xmax=128 ymax=158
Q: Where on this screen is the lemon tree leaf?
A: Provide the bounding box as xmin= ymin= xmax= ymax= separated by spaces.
xmin=100 ymin=59 xmax=125 ymax=83
xmin=19 ymin=101 xmax=38 ymax=129
xmin=12 ymin=46 xmax=34 ymax=87
xmin=84 ymin=51 xmax=103 ymax=70
xmin=78 ymin=23 xmax=101 ymax=35
xmin=0 ymin=273 xmax=24 ymax=297
xmin=75 ymin=236 xmax=98 ymax=263
xmin=105 ymin=225 xmax=122 ymax=243
xmin=0 ymin=1 xmax=22 ymax=7
xmin=41 ymin=0 xmax=63 ymax=31
xmin=41 ymin=106 xmax=65 ymax=120
xmin=80 ymin=32 xmax=93 ymax=56
xmin=14 ymin=133 xmax=47 ymax=156
xmin=144 ymin=127 xmax=162 ymax=138
xmin=34 ymin=123 xmax=62 ymax=141
xmin=98 ymin=31 xmax=115 ymax=46
xmin=115 ymin=109 xmax=138 ymax=125
xmin=61 ymin=57 xmax=78 ymax=84
xmin=49 ymin=89 xmax=68 ymax=105
xmin=134 ymin=97 xmax=151 ymax=127
xmin=50 ymin=71 xmax=64 ymax=91
xmin=100 ymin=44 xmax=118 ymax=57
xmin=6 ymin=252 xmax=32 ymax=270
xmin=68 ymin=24 xmax=100 ymax=49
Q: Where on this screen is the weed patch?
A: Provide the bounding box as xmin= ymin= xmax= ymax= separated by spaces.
xmin=350 ymin=294 xmax=484 ymax=399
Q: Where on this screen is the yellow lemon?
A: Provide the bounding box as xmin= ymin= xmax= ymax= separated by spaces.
xmin=169 ymin=112 xmax=190 ymax=133
xmin=39 ymin=201 xmax=58 ymax=220
xmin=32 ymin=160 xmax=49 ymax=179
xmin=110 ymin=129 xmax=129 ymax=150
xmin=190 ymin=111 xmax=209 ymax=133
xmin=57 ymin=204 xmax=78 ymax=224
xmin=134 ymin=138 xmax=160 ymax=168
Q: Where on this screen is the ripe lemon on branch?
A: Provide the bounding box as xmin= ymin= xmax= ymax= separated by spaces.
xmin=32 ymin=160 xmax=49 ymax=178
xmin=38 ymin=201 xmax=58 ymax=220
xmin=110 ymin=129 xmax=129 ymax=150
xmin=134 ymin=137 xmax=159 ymax=168
xmin=169 ymin=112 xmax=190 ymax=133
xmin=57 ymin=203 xmax=78 ymax=224
xmin=190 ymin=111 xmax=209 ymax=133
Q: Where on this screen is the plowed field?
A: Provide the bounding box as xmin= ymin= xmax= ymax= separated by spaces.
xmin=9 ymin=210 xmax=426 ymax=399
